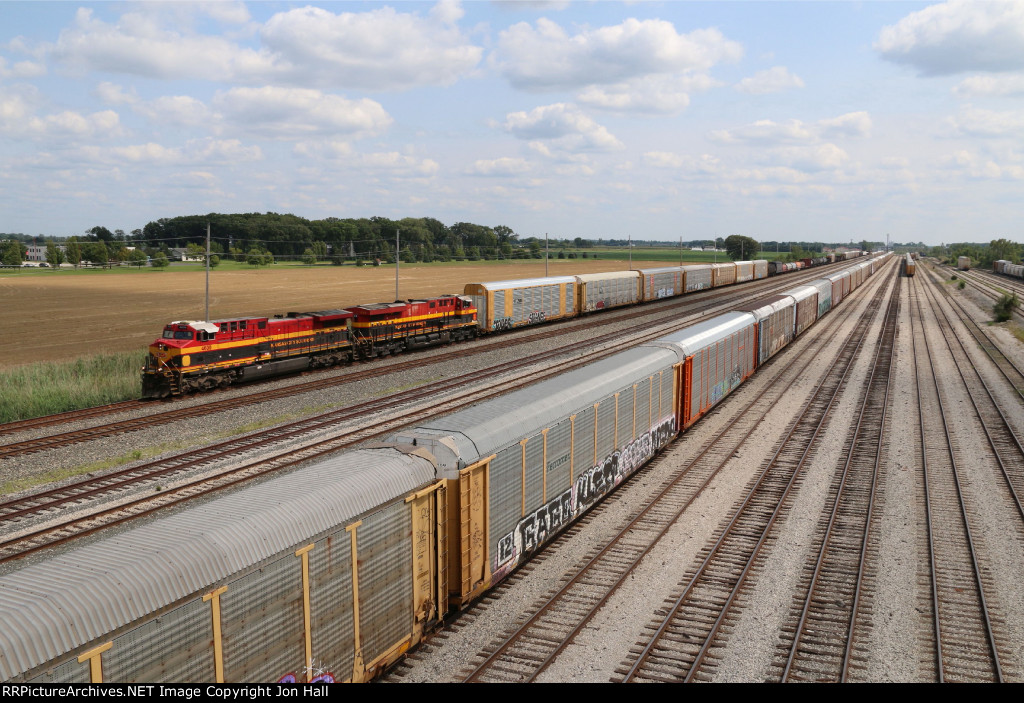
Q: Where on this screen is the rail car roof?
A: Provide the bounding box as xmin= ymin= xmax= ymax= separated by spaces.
xmin=734 ymin=294 xmax=793 ymax=320
xmin=393 ymin=344 xmax=682 ymax=468
xmin=465 ymin=276 xmax=576 ymax=290
xmin=0 ymin=448 xmax=437 ymax=681
xmin=646 ymin=311 xmax=756 ymax=358
xmin=573 ymin=271 xmax=641 ymax=282
xmin=638 ymin=265 xmax=684 ymax=274
xmin=781 ymin=285 xmax=818 ymax=302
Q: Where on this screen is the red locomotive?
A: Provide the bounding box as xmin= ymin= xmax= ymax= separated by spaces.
xmin=142 ymin=295 xmax=477 ymax=398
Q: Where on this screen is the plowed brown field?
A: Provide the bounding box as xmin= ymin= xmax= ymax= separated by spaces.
xmin=0 ymin=259 xmax=673 ymax=368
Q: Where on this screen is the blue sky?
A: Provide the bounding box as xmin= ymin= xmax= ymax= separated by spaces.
xmin=2 ymin=1 xmax=1023 ymax=246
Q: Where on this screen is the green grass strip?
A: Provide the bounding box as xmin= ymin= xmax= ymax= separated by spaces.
xmin=0 ymin=351 xmax=145 ymax=423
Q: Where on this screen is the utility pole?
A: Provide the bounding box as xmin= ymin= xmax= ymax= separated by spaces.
xmin=395 ymin=229 xmax=400 ymax=301
xmin=205 ymin=222 xmax=210 ymax=323
xmin=545 ymin=233 xmax=549 ymax=277
xmin=679 ymin=236 xmax=682 ymax=266
xmin=628 ymin=234 xmax=632 ymax=270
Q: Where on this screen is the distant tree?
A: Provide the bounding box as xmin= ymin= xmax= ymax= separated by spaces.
xmin=246 ymin=248 xmax=274 ymax=267
xmin=82 ymin=241 xmax=109 ymax=265
xmin=724 ymin=235 xmax=759 ymax=261
xmin=1 ymin=240 xmax=21 ymax=265
xmin=46 ymin=241 xmax=64 ymax=267
xmin=989 ymin=238 xmax=1021 ymax=264
xmin=65 ymin=237 xmax=83 ymax=268
xmin=209 ymin=255 xmax=221 ymax=268
xmin=301 ymin=248 xmax=316 ymax=265
xmin=89 ymin=226 xmax=115 ymax=242
xmin=150 ymin=254 xmax=170 ymax=268
xmin=127 ymin=249 xmax=148 ymax=267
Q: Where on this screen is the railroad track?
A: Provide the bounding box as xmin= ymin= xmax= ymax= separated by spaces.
xmin=924 ymin=264 xmax=1024 ymax=401
xmin=0 ymin=400 xmax=150 ymax=437
xmin=0 ymin=261 xmax=868 ymax=456
xmin=918 ymin=267 xmax=1024 ymax=523
xmin=441 ymin=261 xmax=895 ymax=683
xmin=949 ymin=267 xmax=1024 ymax=318
xmin=771 ymin=272 xmax=900 ymax=682
xmin=909 ymin=274 xmax=1011 ymax=682
xmin=613 ymin=267 xmax=897 ymax=683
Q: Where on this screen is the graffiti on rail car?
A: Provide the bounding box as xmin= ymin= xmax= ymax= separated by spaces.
xmin=278 ymin=669 xmax=336 ymax=684
xmin=493 ymin=416 xmax=675 ymax=576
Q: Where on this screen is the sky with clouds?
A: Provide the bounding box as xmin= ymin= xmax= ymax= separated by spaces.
xmin=2 ymin=0 xmax=1023 ymax=246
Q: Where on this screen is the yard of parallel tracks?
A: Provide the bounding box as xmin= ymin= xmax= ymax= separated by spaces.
xmin=389 ymin=258 xmax=1024 ymax=683
xmin=0 ymin=261 xmax=867 ymax=563
xmin=5 ymin=256 xmax=1024 ymax=682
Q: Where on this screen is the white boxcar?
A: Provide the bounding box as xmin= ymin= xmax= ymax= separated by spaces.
xmin=465 ymin=277 xmax=576 ymax=332
xmin=574 ymin=271 xmax=641 ymax=313
xmin=808 ymin=278 xmax=833 ymax=318
xmin=655 ymin=312 xmax=758 ymax=428
xmin=681 ymin=265 xmax=713 ymax=293
xmin=753 ymin=260 xmax=769 ymax=280
xmin=784 ymin=285 xmax=819 ymax=337
xmin=733 ymin=261 xmax=755 ymax=283
xmin=710 ymin=262 xmax=737 ymax=288
xmin=639 ymin=266 xmax=685 ymax=301
xmin=736 ymin=294 xmax=795 ymax=366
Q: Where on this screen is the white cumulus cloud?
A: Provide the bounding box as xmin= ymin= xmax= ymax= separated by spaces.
xmin=467 ymin=157 xmax=533 ymax=176
xmin=0 ymin=55 xmax=46 ymax=80
xmin=735 ymin=66 xmax=804 ymax=95
xmin=578 ymin=74 xmax=721 ymax=115
xmin=493 ymin=17 xmax=742 ymax=91
xmin=503 ymin=103 xmax=623 ymax=152
xmin=876 ymin=0 xmax=1024 ymax=76
xmin=134 ymin=95 xmax=212 ymax=129
xmin=258 ymin=3 xmax=482 ymax=90
xmin=768 ymin=144 xmax=849 ymax=172
xmin=52 ymin=7 xmax=273 ymax=81
xmin=79 ymin=138 xmax=263 ymax=166
xmin=818 ymin=111 xmax=872 ymax=139
xmin=953 ymin=74 xmax=1024 ymax=97
xmin=711 ymin=112 xmax=871 ymax=145
xmin=49 ymin=3 xmax=481 ymax=91
xmin=213 ymin=87 xmax=392 ymax=138
xmin=947 ymin=106 xmax=1024 ymax=138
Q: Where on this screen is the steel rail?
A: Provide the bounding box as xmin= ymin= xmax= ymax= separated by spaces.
xmin=919 ymin=265 xmax=1024 ymax=524
xmin=781 ymin=271 xmax=900 ymax=681
xmin=910 ymin=274 xmax=1003 ymax=683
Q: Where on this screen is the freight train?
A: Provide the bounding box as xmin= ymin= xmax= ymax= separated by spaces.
xmin=993 ymin=259 xmax=1024 ymax=280
xmin=0 ymin=252 xmax=892 ymax=684
xmin=142 ymin=255 xmax=860 ymax=398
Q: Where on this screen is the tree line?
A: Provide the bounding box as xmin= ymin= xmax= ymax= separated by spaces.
xmin=3 ymin=215 xmax=1019 ymax=268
